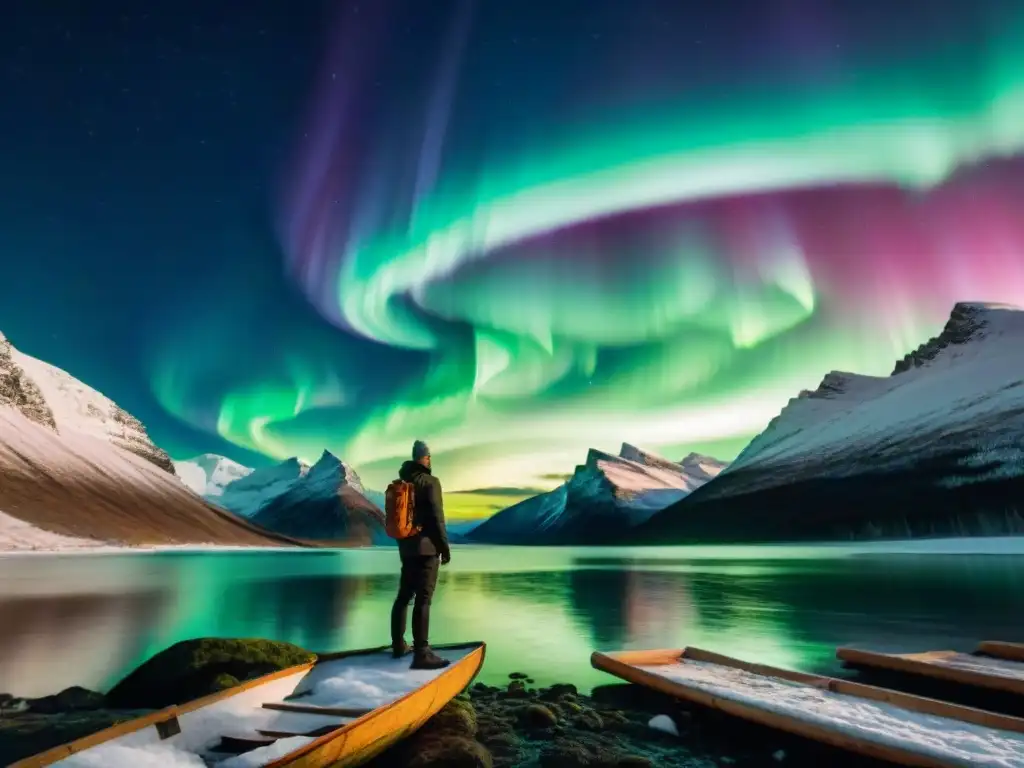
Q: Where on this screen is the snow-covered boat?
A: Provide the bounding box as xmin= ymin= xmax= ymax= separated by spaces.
xmin=12 ymin=642 xmax=485 ymax=768
xmin=837 ymin=641 xmax=1024 ymax=697
xmin=591 ymin=646 xmax=1024 ymax=768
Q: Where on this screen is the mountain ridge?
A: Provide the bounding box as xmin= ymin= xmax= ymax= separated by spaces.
xmin=639 ymin=301 xmax=1024 ymax=542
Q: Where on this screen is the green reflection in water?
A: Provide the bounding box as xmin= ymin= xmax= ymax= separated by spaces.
xmin=0 ymin=545 xmax=1022 ymax=697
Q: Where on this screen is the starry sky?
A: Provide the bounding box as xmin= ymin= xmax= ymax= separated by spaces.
xmin=4 ymin=1 xmax=1024 ymax=511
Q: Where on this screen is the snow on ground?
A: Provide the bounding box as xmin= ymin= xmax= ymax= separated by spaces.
xmin=641 ymin=660 xmax=1024 ymax=767
xmin=10 ymin=347 xmax=147 ymax=446
xmin=0 ymin=508 xmax=105 ymax=552
xmin=931 ymin=653 xmax=1024 ymax=682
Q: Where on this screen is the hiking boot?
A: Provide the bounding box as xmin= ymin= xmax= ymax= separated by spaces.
xmin=391 ymin=640 xmax=410 ymax=659
xmin=410 ymin=647 xmax=450 ymax=670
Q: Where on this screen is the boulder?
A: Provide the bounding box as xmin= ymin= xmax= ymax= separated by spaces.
xmin=517 ymin=703 xmax=559 ymax=729
xmin=105 ymin=637 xmax=314 ymax=708
xmin=407 ymin=734 xmax=492 ymax=768
xmin=27 ymin=687 xmax=106 ymax=714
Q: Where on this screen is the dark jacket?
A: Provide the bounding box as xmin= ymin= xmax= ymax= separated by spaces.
xmin=397 ymin=460 xmax=450 ymax=558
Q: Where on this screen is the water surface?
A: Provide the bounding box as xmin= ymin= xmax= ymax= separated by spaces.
xmin=1 ymin=544 xmax=1022 ymax=697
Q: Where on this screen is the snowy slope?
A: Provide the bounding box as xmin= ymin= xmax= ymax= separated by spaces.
xmin=245 ymin=452 xmax=387 ymax=545
xmin=643 ymin=302 xmax=1024 ymax=542
xmin=0 ymin=407 xmax=298 ymax=549
xmin=174 ymin=454 xmax=254 ymax=498
xmin=215 ymin=458 xmax=310 ymax=518
xmin=469 ymin=443 xmax=726 ymax=544
xmin=0 ymin=331 xmax=174 ymax=473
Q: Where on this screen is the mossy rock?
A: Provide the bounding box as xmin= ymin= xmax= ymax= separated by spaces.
xmin=517 ymin=703 xmax=559 ymax=729
xmin=106 ymin=638 xmax=315 ymax=709
xmin=407 ymin=734 xmax=493 ymax=768
xmin=425 ymin=699 xmax=478 ymax=738
xmin=210 ymin=674 xmax=241 ymax=693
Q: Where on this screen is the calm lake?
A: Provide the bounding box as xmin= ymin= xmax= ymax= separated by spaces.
xmin=1 ymin=543 xmax=1023 ymax=698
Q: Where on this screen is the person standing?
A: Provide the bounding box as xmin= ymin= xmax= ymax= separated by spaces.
xmin=389 ymin=439 xmax=451 ymax=670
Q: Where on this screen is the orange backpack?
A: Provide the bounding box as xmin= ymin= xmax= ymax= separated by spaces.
xmin=385 ymin=480 xmax=422 ymax=539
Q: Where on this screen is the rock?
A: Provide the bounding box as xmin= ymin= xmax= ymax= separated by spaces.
xmin=209 ymin=674 xmax=240 ymax=693
xmin=480 ymin=730 xmax=520 ymax=753
xmin=539 ymin=740 xmax=594 ymax=768
xmin=504 ymin=680 xmax=528 ymax=699
xmin=518 ymin=703 xmax=559 ymax=729
xmin=28 ymin=687 xmax=106 ymax=714
xmin=647 ymin=714 xmax=679 ymax=737
xmin=106 ymin=637 xmax=315 ymax=709
xmin=0 ymin=698 xmax=28 ymax=715
xmin=615 ymin=756 xmax=653 ymax=768
xmin=425 ymin=699 xmax=478 ymax=738
xmin=407 ymin=734 xmax=492 ymax=768
xmin=540 ymin=683 xmax=578 ymax=701
xmin=571 ymin=709 xmax=603 ymax=731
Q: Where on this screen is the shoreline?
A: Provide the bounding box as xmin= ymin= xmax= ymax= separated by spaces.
xmin=0 ymin=674 xmax=887 ymax=768
xmin=3 ymin=535 xmax=1024 ymax=558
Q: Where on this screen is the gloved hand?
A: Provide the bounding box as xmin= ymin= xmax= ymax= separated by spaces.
xmin=440 ymin=549 xmax=451 ymax=565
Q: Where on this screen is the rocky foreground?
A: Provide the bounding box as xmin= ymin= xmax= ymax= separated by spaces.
xmin=0 ymin=639 xmax=889 ymax=768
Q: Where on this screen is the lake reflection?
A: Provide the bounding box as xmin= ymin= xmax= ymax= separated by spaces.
xmin=1 ymin=545 xmax=1022 ymax=697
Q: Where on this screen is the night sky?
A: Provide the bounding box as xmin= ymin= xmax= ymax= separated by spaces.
xmin=3 ymin=1 xmax=1024 ymax=499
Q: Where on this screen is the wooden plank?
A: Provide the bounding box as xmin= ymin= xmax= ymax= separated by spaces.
xmin=978 ymin=641 xmax=1024 ymax=663
xmin=592 ymin=647 xmax=1024 ymax=768
xmin=837 ymin=646 xmax=1024 ymax=697
xmin=263 ymin=701 xmax=372 ymax=717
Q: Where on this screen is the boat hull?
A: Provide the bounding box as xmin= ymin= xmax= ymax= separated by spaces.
xmin=591 ymin=646 xmax=1024 ymax=768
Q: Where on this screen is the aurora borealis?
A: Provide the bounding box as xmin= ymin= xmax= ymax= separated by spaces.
xmin=6 ymin=2 xmax=1024 ymax=508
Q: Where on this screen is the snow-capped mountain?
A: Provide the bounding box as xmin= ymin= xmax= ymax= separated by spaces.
xmin=1 ymin=331 xmax=174 ymax=473
xmin=214 ymin=451 xmax=387 ymax=545
xmin=641 ymin=302 xmax=1024 ymax=543
xmin=174 ymin=454 xmax=254 ymax=497
xmin=0 ymin=331 xmax=296 ymax=550
xmin=469 ymin=443 xmax=726 ymax=545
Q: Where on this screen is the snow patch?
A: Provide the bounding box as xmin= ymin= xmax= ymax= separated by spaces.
xmin=642 ymin=660 xmax=1024 ymax=767
xmin=647 ymin=714 xmax=679 ymax=736
xmin=57 ymin=743 xmax=207 ymax=767
xmin=929 ymin=653 xmax=1024 ymax=682
xmin=216 ymin=737 xmax=316 ymax=768
xmin=294 ymin=648 xmax=468 ymax=710
xmin=174 ymin=455 xmax=253 ymax=498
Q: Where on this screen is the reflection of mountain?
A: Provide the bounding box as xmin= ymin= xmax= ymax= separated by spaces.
xmin=0 ymin=591 xmax=168 ymax=697
xmin=566 ymin=568 xmax=631 ymax=651
xmin=221 ymin=573 xmax=369 ymax=651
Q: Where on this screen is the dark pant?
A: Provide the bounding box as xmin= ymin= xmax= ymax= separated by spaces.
xmin=391 ymin=555 xmax=439 ymax=649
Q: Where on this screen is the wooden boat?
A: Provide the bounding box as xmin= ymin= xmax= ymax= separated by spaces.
xmin=591 ymin=646 xmax=1024 ymax=768
xmin=13 ymin=642 xmax=485 ymax=768
xmin=837 ymin=641 xmax=1024 ymax=697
